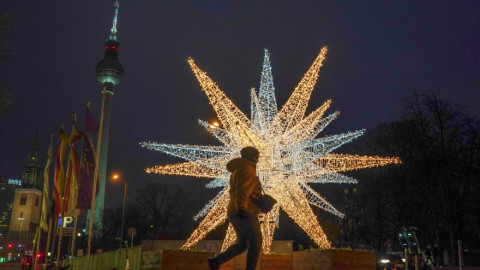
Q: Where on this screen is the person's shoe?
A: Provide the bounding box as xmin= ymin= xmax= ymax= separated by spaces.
xmin=208 ymin=258 xmax=219 ymax=270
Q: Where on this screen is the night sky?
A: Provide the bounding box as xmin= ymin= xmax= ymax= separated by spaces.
xmin=1 ymin=1 xmax=479 ymax=207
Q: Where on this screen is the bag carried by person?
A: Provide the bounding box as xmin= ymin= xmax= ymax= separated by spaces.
xmin=251 ymin=192 xmax=276 ymax=213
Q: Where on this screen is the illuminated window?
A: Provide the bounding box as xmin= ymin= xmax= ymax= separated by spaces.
xmin=20 ymin=194 xmax=27 ymax=205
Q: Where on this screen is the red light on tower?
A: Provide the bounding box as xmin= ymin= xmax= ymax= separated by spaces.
xmin=104 ymin=45 xmax=118 ymax=52
xmin=7 ymin=243 xmax=13 ymax=248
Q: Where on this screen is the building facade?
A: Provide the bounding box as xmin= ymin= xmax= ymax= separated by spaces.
xmin=7 ymin=135 xmax=43 ymax=240
xmin=0 ymin=179 xmax=19 ymax=235
xmin=8 ymin=189 xmax=42 ymax=240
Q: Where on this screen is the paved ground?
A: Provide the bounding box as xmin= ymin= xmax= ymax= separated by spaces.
xmin=434 ymin=268 xmax=480 ymax=270
xmin=2 ymin=262 xmax=479 ymax=270
xmin=0 ymin=264 xmax=20 ymax=270
xmin=0 ymin=264 xmax=42 ymax=270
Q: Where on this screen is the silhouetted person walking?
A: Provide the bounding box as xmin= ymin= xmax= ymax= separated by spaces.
xmin=208 ymin=146 xmax=262 ymax=270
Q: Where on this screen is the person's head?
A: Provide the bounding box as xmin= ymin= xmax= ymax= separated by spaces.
xmin=240 ymin=146 xmax=260 ymax=163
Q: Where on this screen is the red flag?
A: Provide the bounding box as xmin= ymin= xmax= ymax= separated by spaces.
xmin=77 ymin=106 xmax=99 ymax=210
xmin=64 ymin=117 xmax=84 ymax=216
xmin=53 ymin=128 xmax=69 ymax=219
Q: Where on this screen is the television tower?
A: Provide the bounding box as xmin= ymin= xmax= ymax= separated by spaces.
xmin=93 ymin=0 xmax=124 ymax=233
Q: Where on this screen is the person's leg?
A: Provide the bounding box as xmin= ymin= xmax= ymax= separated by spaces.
xmin=245 ymin=212 xmax=262 ymax=270
xmin=210 ymin=211 xmax=251 ymax=267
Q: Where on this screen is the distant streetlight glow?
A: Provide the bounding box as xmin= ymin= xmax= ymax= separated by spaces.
xmin=18 ymin=217 xmax=24 ymax=239
xmin=110 ymin=171 xmax=127 ymax=248
xmin=111 ymin=173 xmax=121 ymax=182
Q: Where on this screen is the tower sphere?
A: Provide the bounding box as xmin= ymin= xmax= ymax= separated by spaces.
xmin=95 ymin=40 xmax=124 ymax=86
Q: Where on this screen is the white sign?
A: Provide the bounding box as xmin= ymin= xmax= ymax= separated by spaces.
xmin=57 ymin=216 xmax=74 ymax=228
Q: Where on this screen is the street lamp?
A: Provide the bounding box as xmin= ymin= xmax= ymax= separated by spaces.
xmin=18 ymin=217 xmax=24 ymax=240
xmin=111 ymin=172 xmax=127 ymax=248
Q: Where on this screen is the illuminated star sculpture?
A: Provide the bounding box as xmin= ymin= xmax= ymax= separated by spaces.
xmin=141 ymin=47 xmax=400 ymax=253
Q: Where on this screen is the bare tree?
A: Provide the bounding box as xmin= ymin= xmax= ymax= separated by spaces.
xmin=400 ymin=94 xmax=480 ymax=262
xmin=0 ymin=12 xmax=12 ymax=119
xmin=344 ymin=94 xmax=479 ymax=261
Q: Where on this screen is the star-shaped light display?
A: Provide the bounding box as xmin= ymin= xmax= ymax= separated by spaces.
xmin=141 ymin=47 xmax=400 ymax=253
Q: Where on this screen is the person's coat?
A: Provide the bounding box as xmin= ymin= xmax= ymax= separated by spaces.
xmin=226 ymin=157 xmax=262 ymax=214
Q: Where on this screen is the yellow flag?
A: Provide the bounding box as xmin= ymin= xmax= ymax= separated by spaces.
xmin=32 ymin=226 xmax=41 ymax=246
xmin=40 ymin=134 xmax=53 ymax=231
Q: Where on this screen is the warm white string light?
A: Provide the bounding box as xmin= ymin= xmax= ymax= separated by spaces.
xmin=141 ymin=47 xmax=400 ymax=252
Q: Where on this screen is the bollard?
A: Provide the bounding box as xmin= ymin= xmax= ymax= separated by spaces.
xmin=457 ymin=240 xmax=464 ymax=270
xmin=404 ymin=248 xmax=409 ymax=270
xmin=443 ymin=249 xmax=449 ymax=266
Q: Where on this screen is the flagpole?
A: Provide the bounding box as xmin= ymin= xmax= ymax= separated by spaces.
xmin=34 ymin=133 xmax=53 ymax=269
xmin=45 ymin=218 xmax=53 ymax=265
xmin=33 ymin=226 xmax=40 ymax=269
xmin=51 ymin=124 xmax=66 ymax=267
xmin=33 ymin=226 xmax=41 ymax=270
xmin=55 ymin=158 xmax=69 ymax=266
xmin=55 ymin=214 xmax=64 ymax=268
xmin=50 ymin=218 xmax=59 ymax=264
xmin=87 ymin=89 xmax=107 ymax=270
xmin=56 ymin=114 xmax=77 ymax=268
xmin=70 ymin=209 xmax=79 ymax=257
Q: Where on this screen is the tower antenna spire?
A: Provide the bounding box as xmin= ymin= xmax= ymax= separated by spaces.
xmin=109 ymin=1 xmax=120 ymax=41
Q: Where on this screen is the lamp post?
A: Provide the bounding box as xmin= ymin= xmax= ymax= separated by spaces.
xmin=18 ymin=217 xmax=24 ymax=240
xmin=111 ymin=173 xmax=127 ymax=248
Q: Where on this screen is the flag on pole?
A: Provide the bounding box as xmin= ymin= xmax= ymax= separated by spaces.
xmin=53 ymin=128 xmax=69 ymax=219
xmin=77 ymin=104 xmax=99 ymax=210
xmin=32 ymin=226 xmax=41 ymax=246
xmin=40 ymin=134 xmax=54 ymax=231
xmin=64 ymin=115 xmax=84 ymax=216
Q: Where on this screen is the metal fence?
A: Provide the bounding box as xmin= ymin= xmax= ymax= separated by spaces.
xmin=63 ymin=246 xmax=142 ymax=270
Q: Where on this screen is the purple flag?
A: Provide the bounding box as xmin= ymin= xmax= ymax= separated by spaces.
xmin=77 ymin=106 xmax=99 ymax=211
